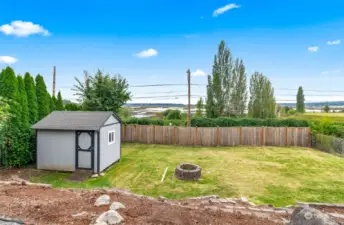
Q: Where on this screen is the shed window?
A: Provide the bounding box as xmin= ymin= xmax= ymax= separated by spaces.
xmin=108 ymin=130 xmax=115 ymax=145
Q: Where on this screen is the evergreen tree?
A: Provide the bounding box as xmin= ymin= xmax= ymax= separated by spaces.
xmin=0 ymin=67 xmax=19 ymax=100
xmin=35 ymin=75 xmax=50 ymax=120
xmin=229 ymin=58 xmax=247 ymax=116
xmin=196 ymin=97 xmax=204 ymax=117
xmin=49 ymin=93 xmax=55 ymax=112
xmin=24 ymin=72 xmax=38 ymax=124
xmin=17 ymin=75 xmax=30 ymax=127
xmin=55 ymin=91 xmax=64 ymax=110
xmin=0 ymin=67 xmax=31 ymax=166
xmin=205 ymin=40 xmax=233 ymax=117
xmin=296 ymin=86 xmax=305 ymax=113
xmin=248 ymin=72 xmax=276 ymax=119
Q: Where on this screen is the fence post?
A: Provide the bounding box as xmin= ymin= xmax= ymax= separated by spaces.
xmin=285 ymin=127 xmax=288 ymax=146
xmin=261 ymin=127 xmax=264 ymax=146
xmin=134 ymin=125 xmax=137 ymax=142
xmin=123 ymin=124 xmax=126 ymax=142
xmin=216 ymin=127 xmax=220 ymax=146
xmin=153 ymin=125 xmax=155 ymax=144
xmin=239 ymin=126 xmax=243 ymax=145
xmin=173 ymin=126 xmax=177 ymax=145
xmin=308 ymin=128 xmax=311 ymax=147
xmin=195 ymin=127 xmax=198 ymax=146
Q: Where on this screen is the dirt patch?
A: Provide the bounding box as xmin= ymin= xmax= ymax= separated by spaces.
xmin=0 ymin=185 xmax=282 ymax=225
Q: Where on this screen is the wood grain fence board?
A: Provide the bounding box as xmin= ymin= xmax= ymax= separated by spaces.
xmin=121 ymin=125 xmax=309 ymax=147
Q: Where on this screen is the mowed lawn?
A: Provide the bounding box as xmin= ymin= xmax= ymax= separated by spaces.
xmin=290 ymin=112 xmax=344 ymax=122
xmin=31 ymin=143 xmax=344 ymax=206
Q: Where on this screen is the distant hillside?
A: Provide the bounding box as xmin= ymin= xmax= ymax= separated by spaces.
xmin=126 ymin=103 xmax=187 ymax=107
xmin=280 ymin=101 xmax=344 ymax=107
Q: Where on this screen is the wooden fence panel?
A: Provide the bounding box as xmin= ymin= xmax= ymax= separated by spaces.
xmin=242 ymin=127 xmax=262 ymax=146
xmin=197 ymin=127 xmax=216 ymax=146
xmin=178 ymin=127 xmax=193 ymax=145
xmin=162 ymin=126 xmax=174 ymax=145
xmin=121 ymin=125 xmax=310 ymax=147
xmin=154 ymin=126 xmax=163 ymax=144
xmin=219 ymin=127 xmax=240 ymax=146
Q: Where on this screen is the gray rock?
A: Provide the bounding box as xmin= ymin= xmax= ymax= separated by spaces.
xmin=240 ymin=196 xmax=248 ymax=203
xmin=94 ymin=222 xmax=108 ymax=225
xmin=158 ymin=196 xmax=167 ymax=202
xmin=92 ymin=174 xmax=99 ymax=178
xmin=95 ymin=194 xmax=111 ymax=206
xmin=289 ymin=207 xmax=339 ymax=225
xmin=96 ymin=210 xmax=124 ymax=224
xmin=72 ymin=211 xmax=88 ymax=217
xmin=0 ymin=216 xmax=24 ymax=224
xmin=110 ymin=202 xmax=126 ymax=211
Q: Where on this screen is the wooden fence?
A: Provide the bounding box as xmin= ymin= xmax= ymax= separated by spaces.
xmin=121 ymin=125 xmax=311 ymax=147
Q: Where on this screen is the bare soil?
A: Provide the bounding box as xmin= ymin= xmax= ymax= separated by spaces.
xmin=0 ymin=185 xmax=282 ymax=225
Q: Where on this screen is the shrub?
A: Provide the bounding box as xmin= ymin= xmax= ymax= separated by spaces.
xmin=166 ymin=110 xmax=182 ymax=120
xmin=191 ymin=117 xmax=309 ymax=127
xmin=124 ymin=118 xmax=164 ymax=126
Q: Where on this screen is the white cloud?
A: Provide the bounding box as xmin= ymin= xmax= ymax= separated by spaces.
xmin=327 ymin=40 xmax=341 ymax=45
xmin=321 ymin=69 xmax=341 ymax=75
xmin=134 ymin=48 xmax=158 ymax=58
xmin=0 ymin=21 xmax=50 ymax=37
xmin=151 ymin=75 xmax=157 ymax=78
xmin=308 ymin=46 xmax=319 ymax=52
xmin=185 ymin=34 xmax=200 ymax=38
xmin=213 ymin=3 xmax=240 ymax=17
xmin=191 ymin=69 xmax=206 ymax=76
xmin=0 ymin=56 xmax=17 ymax=64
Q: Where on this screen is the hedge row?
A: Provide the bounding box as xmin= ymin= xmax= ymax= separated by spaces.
xmin=123 ymin=117 xmax=310 ymax=128
xmin=191 ymin=117 xmax=310 ymax=127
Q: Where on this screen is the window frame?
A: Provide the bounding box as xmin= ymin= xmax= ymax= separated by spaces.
xmin=108 ymin=130 xmax=115 ymax=145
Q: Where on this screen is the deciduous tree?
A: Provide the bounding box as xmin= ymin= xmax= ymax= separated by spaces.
xmin=296 ymin=86 xmax=305 ymax=113
xmin=229 ymin=58 xmax=247 ymax=116
xmin=206 ymin=40 xmax=233 ymax=117
xmin=196 ymin=97 xmax=204 ymax=117
xmin=248 ymin=72 xmax=276 ymax=119
xmin=73 ymin=70 xmax=131 ymax=113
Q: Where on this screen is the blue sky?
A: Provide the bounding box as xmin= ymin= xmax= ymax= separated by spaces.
xmin=1 ymin=0 xmax=344 ymax=104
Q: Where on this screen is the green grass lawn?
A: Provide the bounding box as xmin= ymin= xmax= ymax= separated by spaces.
xmin=31 ymin=143 xmax=344 ymax=206
xmin=289 ymin=112 xmax=344 ymax=123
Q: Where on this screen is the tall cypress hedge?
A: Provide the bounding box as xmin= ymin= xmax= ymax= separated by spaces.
xmin=35 ymin=75 xmax=50 ymax=120
xmin=17 ymin=75 xmax=30 ymax=128
xmin=24 ymin=72 xmax=38 ymax=124
xmin=56 ymin=91 xmax=64 ymax=110
xmin=0 ymin=67 xmax=31 ymax=166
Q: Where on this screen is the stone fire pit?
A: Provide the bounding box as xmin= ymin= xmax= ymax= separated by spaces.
xmin=174 ymin=163 xmax=201 ymax=181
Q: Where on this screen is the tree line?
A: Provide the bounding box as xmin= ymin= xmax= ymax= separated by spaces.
xmin=196 ymin=40 xmax=307 ymax=119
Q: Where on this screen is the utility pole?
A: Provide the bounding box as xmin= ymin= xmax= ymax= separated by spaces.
xmin=187 ymin=69 xmax=191 ymax=127
xmin=52 ymin=66 xmax=56 ymax=97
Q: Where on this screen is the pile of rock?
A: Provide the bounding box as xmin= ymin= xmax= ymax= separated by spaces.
xmin=94 ymin=194 xmax=126 ymax=225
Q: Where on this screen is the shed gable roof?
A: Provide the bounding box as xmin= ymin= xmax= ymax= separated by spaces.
xmin=32 ymin=111 xmax=120 ymax=130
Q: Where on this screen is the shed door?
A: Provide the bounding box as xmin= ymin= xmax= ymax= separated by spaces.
xmin=75 ymin=131 xmax=94 ymax=170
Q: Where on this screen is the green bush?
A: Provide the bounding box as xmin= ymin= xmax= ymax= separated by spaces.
xmin=191 ymin=117 xmax=309 ymax=127
xmin=124 ymin=118 xmax=164 ymax=126
xmin=166 ymin=110 xmax=182 ymax=120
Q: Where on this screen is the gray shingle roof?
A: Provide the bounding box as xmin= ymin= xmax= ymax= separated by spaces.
xmin=32 ymin=111 xmax=118 ymax=130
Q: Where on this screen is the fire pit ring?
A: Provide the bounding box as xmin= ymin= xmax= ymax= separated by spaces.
xmin=174 ymin=163 xmax=201 ymax=181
